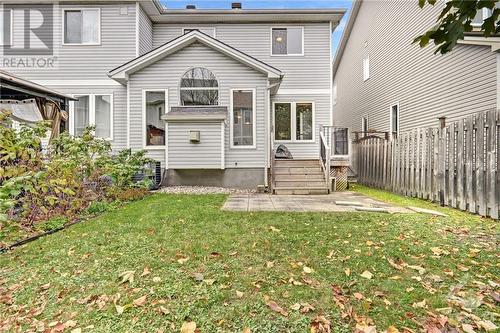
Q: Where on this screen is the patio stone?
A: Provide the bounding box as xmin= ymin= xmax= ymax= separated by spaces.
xmin=407 ymin=206 xmax=448 ymax=217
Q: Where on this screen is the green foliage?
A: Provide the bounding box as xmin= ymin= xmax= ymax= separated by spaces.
xmin=86 ymin=201 xmax=116 ymax=215
xmin=0 ymin=110 xmax=152 ymax=232
xmin=415 ymin=0 xmax=499 ymax=54
xmin=37 ymin=216 xmax=68 ymax=232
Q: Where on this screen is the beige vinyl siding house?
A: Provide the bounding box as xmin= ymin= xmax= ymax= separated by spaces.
xmin=332 ymin=0 xmax=499 ymax=134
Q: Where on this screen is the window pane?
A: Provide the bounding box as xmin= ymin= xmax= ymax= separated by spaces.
xmin=232 ymin=90 xmax=253 ymax=146
xmin=391 ymin=105 xmax=398 ymax=133
xmin=296 ymin=103 xmax=313 ymax=140
xmin=95 ymin=95 xmax=111 ymax=138
xmin=287 ymin=27 xmax=303 ymax=54
xmin=145 ymin=91 xmax=165 ymax=146
xmin=275 ymin=103 xmax=291 ymax=140
xmin=64 ymin=10 xmax=82 ymax=43
xmin=82 ymin=9 xmax=99 ymax=43
xmin=180 ymin=67 xmax=218 ymax=88
xmin=180 ymin=90 xmax=218 ymax=106
xmin=74 ymin=96 xmax=89 ymax=136
xmin=0 ymin=9 xmax=11 ymax=46
xmin=272 ymin=28 xmax=287 ymax=55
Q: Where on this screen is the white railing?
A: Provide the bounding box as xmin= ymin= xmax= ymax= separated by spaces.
xmin=319 ymin=125 xmax=331 ymax=192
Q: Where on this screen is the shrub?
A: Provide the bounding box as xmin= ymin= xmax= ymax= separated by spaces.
xmin=112 ymin=188 xmax=150 ymax=202
xmin=0 ymin=110 xmax=153 ymax=230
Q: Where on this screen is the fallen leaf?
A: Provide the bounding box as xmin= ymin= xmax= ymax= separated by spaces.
xmin=327 ymin=250 xmax=335 ymax=259
xmin=291 ymin=303 xmax=301 ymax=311
xmin=153 ymin=276 xmax=162 ymax=283
xmin=141 ymin=267 xmax=151 ymax=277
xmin=477 ymin=320 xmax=498 ymax=331
xmin=71 ymin=329 xmax=82 ymax=333
xmin=355 ymin=324 xmax=376 ymax=333
xmin=462 ymin=324 xmax=475 ymax=333
xmin=360 ymin=271 xmax=373 ymax=279
xmin=407 ymin=265 xmax=426 ymax=275
xmin=265 ymin=298 xmax=288 ymax=316
xmin=204 ymin=279 xmax=216 ymax=286
xmin=269 ymin=226 xmax=281 ymax=232
xmin=133 ymin=295 xmax=147 ymax=307
xmin=118 ymin=271 xmax=135 ymax=284
xmin=64 ymin=320 xmax=77 ymax=328
xmin=159 ymin=306 xmax=170 ymax=315
xmin=353 ymin=292 xmax=364 ymax=300
xmin=193 ymin=272 xmax=204 ymax=282
xmin=180 ymin=321 xmax=197 ymax=333
xmin=236 ymin=290 xmax=244 ymax=298
xmin=310 ymin=315 xmax=331 ymax=333
xmin=344 ymin=268 xmax=351 ymax=276
xmin=115 ymin=304 xmax=125 ymax=315
xmin=457 ymin=264 xmax=469 ymax=272
xmin=303 ymin=266 xmax=313 ymax=274
xmin=412 ymin=299 xmax=426 ymax=308
xmin=300 ymin=303 xmax=315 ymax=313
xmin=266 ymin=261 xmax=274 ymax=268
xmin=177 ymin=257 xmax=189 ymax=264
xmin=242 ymin=328 xmax=251 ymax=333
xmin=386 ymin=326 xmax=399 ymax=333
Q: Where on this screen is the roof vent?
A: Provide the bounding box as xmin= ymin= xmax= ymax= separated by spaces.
xmin=231 ymin=2 xmax=242 ymax=9
xmin=186 ymin=4 xmax=196 ymax=9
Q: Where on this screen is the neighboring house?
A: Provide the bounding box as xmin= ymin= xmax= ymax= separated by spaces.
xmin=0 ymin=1 xmax=345 ymax=191
xmin=332 ymin=0 xmax=500 ymax=136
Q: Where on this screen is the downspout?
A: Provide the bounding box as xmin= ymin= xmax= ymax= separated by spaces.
xmin=266 ymin=80 xmax=282 ymax=189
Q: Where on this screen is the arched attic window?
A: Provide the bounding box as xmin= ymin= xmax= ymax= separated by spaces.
xmin=180 ymin=67 xmax=219 ymax=106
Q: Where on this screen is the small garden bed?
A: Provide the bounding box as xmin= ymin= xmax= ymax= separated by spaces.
xmin=0 ymin=110 xmax=152 ymax=248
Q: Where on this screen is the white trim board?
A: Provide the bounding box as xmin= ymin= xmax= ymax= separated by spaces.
xmin=275 ymin=89 xmax=330 ymax=95
xmin=33 ymin=80 xmax=122 ymax=87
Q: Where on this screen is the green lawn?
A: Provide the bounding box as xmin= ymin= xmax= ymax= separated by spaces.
xmin=0 ymin=187 xmax=498 ymax=332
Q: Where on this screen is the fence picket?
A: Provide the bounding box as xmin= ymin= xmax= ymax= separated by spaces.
xmin=351 ymin=110 xmax=498 ymax=219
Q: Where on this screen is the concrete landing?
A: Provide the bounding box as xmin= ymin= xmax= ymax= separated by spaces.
xmin=222 ymin=192 xmax=412 ymax=213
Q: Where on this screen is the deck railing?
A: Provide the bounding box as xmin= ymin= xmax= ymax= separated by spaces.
xmin=319 ymin=125 xmax=331 ymax=191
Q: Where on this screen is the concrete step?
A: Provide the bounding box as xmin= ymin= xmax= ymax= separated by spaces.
xmin=274 ymin=187 xmax=329 ymax=195
xmin=275 ymin=180 xmax=327 ymax=188
xmin=275 ymin=174 xmax=325 ymax=181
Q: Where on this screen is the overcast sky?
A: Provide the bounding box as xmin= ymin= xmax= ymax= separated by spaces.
xmin=160 ymin=0 xmax=353 ymax=55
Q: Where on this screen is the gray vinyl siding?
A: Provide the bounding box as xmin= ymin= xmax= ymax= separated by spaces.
xmin=167 ymin=122 xmax=222 ymax=169
xmin=152 ymin=23 xmax=332 ymax=91
xmin=128 ymin=42 xmax=268 ymax=168
xmin=137 ymin=3 xmax=153 ymax=56
xmin=2 ymin=2 xmax=137 ymax=80
xmin=332 ymin=0 xmax=498 ymax=132
xmin=44 ymin=85 xmax=128 ymax=151
xmin=272 ymin=94 xmax=331 ymax=159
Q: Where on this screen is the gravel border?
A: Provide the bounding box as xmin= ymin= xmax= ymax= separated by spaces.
xmin=157 ymin=186 xmax=256 ymax=195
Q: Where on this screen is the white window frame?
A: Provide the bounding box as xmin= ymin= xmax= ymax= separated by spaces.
xmin=0 ymin=8 xmax=13 ymax=46
xmin=390 ymin=102 xmax=400 ymax=137
xmin=69 ymin=93 xmax=113 ymax=140
xmin=273 ymin=101 xmax=315 ymax=143
xmin=270 ymin=26 xmax=305 ymax=57
xmin=142 ymin=89 xmax=168 ymax=150
xmin=62 ymin=8 xmax=101 ymax=46
xmin=179 ymin=67 xmax=219 ymax=106
xmin=182 ymin=27 xmax=216 ymax=38
xmin=230 ymin=88 xmax=257 ymax=149
xmin=363 ymin=55 xmax=370 ymax=81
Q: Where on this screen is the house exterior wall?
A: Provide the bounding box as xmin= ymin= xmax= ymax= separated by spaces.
xmin=151 ymin=22 xmax=333 ymax=158
xmin=2 ymin=2 xmax=137 ymax=81
xmin=137 ymin=3 xmax=153 ymax=56
xmin=128 ymin=42 xmax=269 ymax=169
xmin=167 ymin=122 xmax=222 ymax=169
xmin=332 ymin=0 xmax=498 ymax=133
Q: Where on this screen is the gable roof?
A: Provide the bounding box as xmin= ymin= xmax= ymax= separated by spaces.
xmin=108 ymin=30 xmax=284 ymax=84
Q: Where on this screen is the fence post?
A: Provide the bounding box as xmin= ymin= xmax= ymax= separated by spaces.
xmin=438 ymin=117 xmax=446 ymax=206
